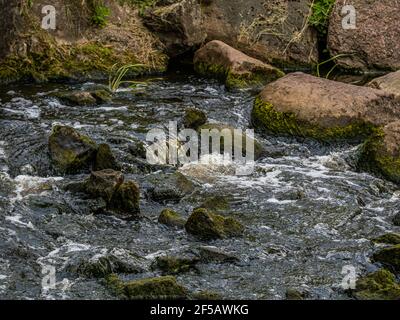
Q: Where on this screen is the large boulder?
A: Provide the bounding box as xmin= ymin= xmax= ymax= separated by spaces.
xmin=372 ymin=245 xmax=400 ymax=273
xmin=194 ymin=40 xmax=284 ymax=90
xmin=185 ymin=208 xmax=244 ymax=240
xmin=201 ymin=0 xmax=318 ymax=67
xmin=48 ymin=125 xmax=98 ymax=173
xmin=251 ymin=72 xmax=400 ymax=141
xmin=358 ymin=121 xmax=400 ymax=184
xmin=142 ymin=0 xmax=206 ymax=57
xmin=328 ymin=0 xmax=400 ymax=71
xmin=367 ymin=71 xmax=400 ymax=97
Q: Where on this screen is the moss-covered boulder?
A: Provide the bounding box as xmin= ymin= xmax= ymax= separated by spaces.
xmin=198 ymin=123 xmax=264 ymax=160
xmin=153 ymin=256 xmax=199 ymax=275
xmin=48 ymin=125 xmax=98 ymax=173
xmin=183 ymin=108 xmax=207 ymax=130
xmin=372 ymin=233 xmax=400 ymax=245
xmin=194 ymin=40 xmax=284 ymax=90
xmin=106 ymin=274 xmax=188 ymax=300
xmin=158 ymin=209 xmax=186 ymax=229
xmin=109 ymin=181 xmax=141 ymax=219
xmin=352 ymin=269 xmax=400 ymax=300
xmin=251 ymin=72 xmax=400 ymax=141
xmin=358 ymin=121 xmax=400 ymax=184
xmin=54 ymin=91 xmax=97 ymax=106
xmin=185 ymin=208 xmax=244 ymax=240
xmin=94 ymin=143 xmax=121 ymax=171
xmin=372 ymin=245 xmax=400 ymax=273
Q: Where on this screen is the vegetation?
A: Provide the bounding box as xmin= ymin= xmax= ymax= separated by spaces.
xmin=108 ymin=63 xmax=145 ymax=92
xmin=90 ymin=3 xmax=111 ymax=28
xmin=309 ymin=0 xmax=336 ymax=36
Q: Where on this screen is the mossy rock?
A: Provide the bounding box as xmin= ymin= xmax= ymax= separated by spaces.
xmin=199 ymin=195 xmax=230 ymax=212
xmin=251 ymin=96 xmax=377 ymax=142
xmin=158 ymin=209 xmax=186 ymax=228
xmin=94 ymin=143 xmax=121 ymax=171
xmin=357 ymin=123 xmax=400 ymax=184
xmin=108 ymin=181 xmax=141 ymax=218
xmin=285 ymin=288 xmax=306 ymax=300
xmin=106 ymin=274 xmax=188 ymax=300
xmin=198 ymin=246 xmax=238 ymax=264
xmin=185 ymin=208 xmax=244 ymax=240
xmin=83 ymin=169 xmax=124 ymax=202
xmin=183 ymin=108 xmax=207 ymax=130
xmin=91 ymin=89 xmax=112 ymax=103
xmin=153 ymin=256 xmax=199 ymax=275
xmin=198 ymin=123 xmax=265 ymax=160
xmin=372 ymin=233 xmax=400 ymax=245
xmin=48 ymin=125 xmax=98 ymax=173
xmin=372 ymin=245 xmax=400 ymax=272
xmin=352 ymin=269 xmax=400 ymax=300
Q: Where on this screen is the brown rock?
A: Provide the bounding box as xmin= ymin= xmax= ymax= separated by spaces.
xmin=194 ymin=40 xmax=284 ymax=89
xmin=368 ymin=71 xmax=400 ymax=97
xmin=84 ymin=169 xmax=124 ymax=202
xmin=251 ymin=72 xmax=400 ymax=141
xmin=328 ymin=0 xmax=400 ymax=71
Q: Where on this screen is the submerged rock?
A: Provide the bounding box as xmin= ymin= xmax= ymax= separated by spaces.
xmin=158 ymin=209 xmax=186 ymax=229
xmin=372 ymin=233 xmax=400 ymax=245
xmin=285 ymin=288 xmax=308 ymax=300
xmin=67 ymin=249 xmax=148 ymax=278
xmin=358 ymin=121 xmax=400 ymax=184
xmin=251 ymin=72 xmax=400 ymax=141
xmin=147 ymin=172 xmax=194 ymax=203
xmin=393 ymin=213 xmax=400 ymax=227
xmin=185 ymin=208 xmax=244 ymax=240
xmin=153 ymin=256 xmax=199 ymax=275
xmin=368 ymin=70 xmax=400 ymax=97
xmin=352 ymin=269 xmax=400 ymax=300
xmin=198 ymin=123 xmax=265 ymax=160
xmin=194 ymin=40 xmax=284 ymax=90
xmin=182 ymin=108 xmax=207 ymax=130
xmin=372 ymin=245 xmax=400 ymax=273
xmin=106 ymin=274 xmax=188 ymax=300
xmin=198 ymin=246 xmax=239 ymax=264
xmin=48 ymin=125 xmax=98 ymax=173
xmin=94 ymin=143 xmax=121 ymax=171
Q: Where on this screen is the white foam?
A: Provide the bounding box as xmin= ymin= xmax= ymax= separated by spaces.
xmin=12 ymin=175 xmax=63 ymax=201
xmin=5 ymin=214 xmax=35 ymax=230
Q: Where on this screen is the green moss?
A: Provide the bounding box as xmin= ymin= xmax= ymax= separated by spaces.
xmin=194 ymin=62 xmax=284 ymax=90
xmin=372 ymin=245 xmax=400 ymax=273
xmin=309 ymin=0 xmax=336 ymax=37
xmin=154 ymin=256 xmax=198 ymax=275
xmin=185 ymin=208 xmax=244 ymax=240
xmin=372 ymin=233 xmax=400 ymax=245
xmin=251 ymin=96 xmax=378 ymax=141
xmin=90 ymin=3 xmax=111 ymax=28
xmin=352 ymin=269 xmax=400 ymax=300
xmin=108 ymin=181 xmax=141 ymax=217
xmin=358 ymin=131 xmax=400 ymax=184
xmin=94 ymin=143 xmax=121 ymax=171
xmin=183 ymin=108 xmax=207 ymax=130
xmin=200 ymin=195 xmax=230 ymax=212
xmin=158 ymin=209 xmax=186 ymax=228
xmin=106 ymin=274 xmax=188 ymax=300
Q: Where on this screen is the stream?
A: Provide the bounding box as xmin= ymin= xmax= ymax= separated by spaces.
xmin=0 ymin=72 xmax=399 ymax=299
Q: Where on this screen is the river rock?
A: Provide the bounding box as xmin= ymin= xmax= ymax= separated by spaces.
xmin=153 ymin=255 xmax=199 ymax=275
xmin=358 ymin=121 xmax=400 ymax=184
xmin=372 ymin=233 xmax=400 ymax=246
xmin=198 ymin=246 xmax=239 ymax=264
xmin=106 ymin=274 xmax=188 ymax=300
xmin=351 ymin=269 xmax=400 ymax=300
xmin=194 ymin=40 xmax=284 ymax=90
xmin=328 ymin=0 xmax=400 ymax=71
xmin=67 ymin=248 xmax=148 ymax=278
xmin=142 ymin=0 xmax=206 ymax=56
xmin=198 ymin=123 xmax=265 ymax=160
xmin=48 ymin=125 xmax=98 ymax=173
xmin=147 ymin=172 xmax=194 ymax=203
xmin=83 ymin=169 xmax=124 ymax=202
xmin=367 ymin=71 xmax=400 ymax=97
xmin=54 ymin=91 xmax=97 ymax=106
xmin=251 ymin=72 xmax=400 ymax=141
xmin=185 ymin=208 xmax=244 ymax=240
xmin=108 ymin=181 xmax=141 ymax=219
xmin=158 ymin=209 xmax=186 ymax=229
xmin=182 ymin=108 xmax=207 ymax=130
xmin=372 ymin=245 xmax=400 ymax=273
xmin=393 ymin=213 xmax=400 ymax=227
xmin=94 ymin=143 xmax=121 ymax=171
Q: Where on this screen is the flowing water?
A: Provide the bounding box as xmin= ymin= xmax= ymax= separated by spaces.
xmin=0 ymin=73 xmax=399 ymax=299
